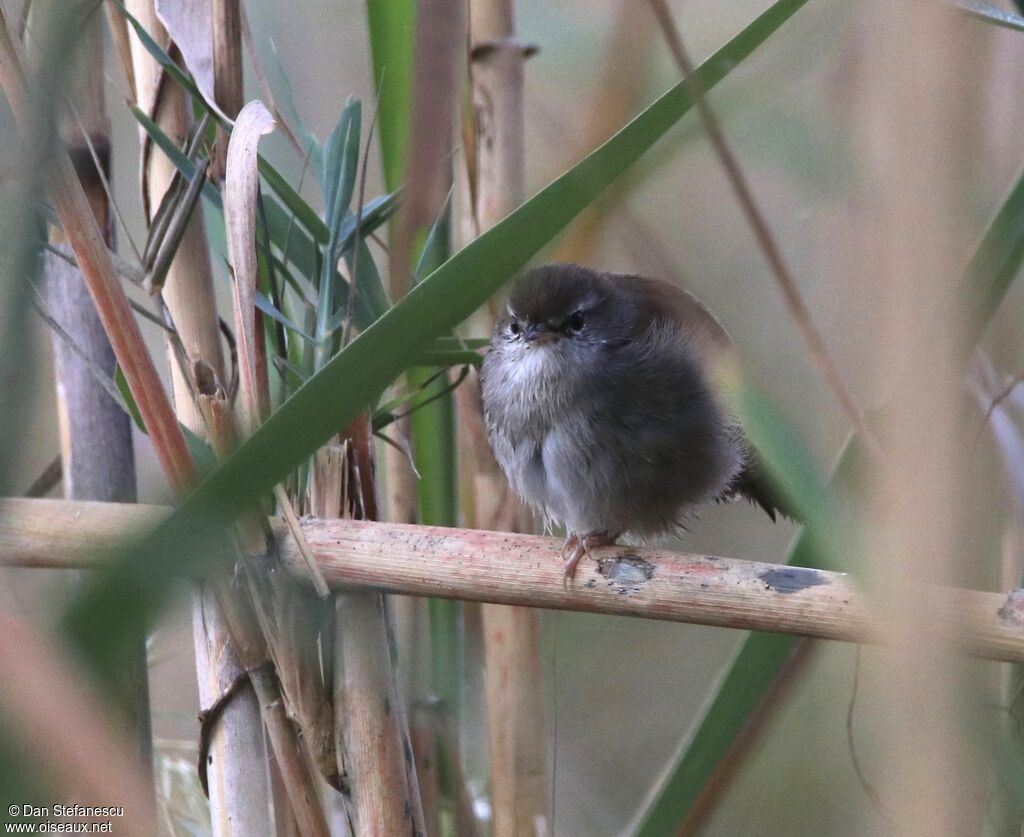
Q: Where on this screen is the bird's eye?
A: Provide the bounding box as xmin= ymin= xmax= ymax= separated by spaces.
xmin=508 ymin=320 xmax=521 ymax=337
xmin=563 ymin=311 xmax=585 ymax=334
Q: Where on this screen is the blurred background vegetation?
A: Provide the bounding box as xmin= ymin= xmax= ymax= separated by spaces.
xmin=2 ymin=0 xmax=1024 ymax=835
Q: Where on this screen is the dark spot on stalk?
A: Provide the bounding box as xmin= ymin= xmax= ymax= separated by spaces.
xmin=597 ymin=554 xmax=655 ymax=594
xmin=759 ymin=567 xmax=827 ymax=594
xmin=998 ymin=588 xmax=1024 ymax=629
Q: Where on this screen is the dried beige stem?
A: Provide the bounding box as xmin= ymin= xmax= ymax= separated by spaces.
xmin=855 ymin=1 xmax=986 ymax=833
xmin=196 ymin=384 xmax=332 ymax=837
xmin=320 ymin=419 xmax=426 ymax=836
xmin=334 ymin=592 xmax=423 ymax=836
xmin=7 ymin=498 xmax=1024 ymax=665
xmin=220 ymin=102 xmax=339 ymax=821
xmin=125 ymin=0 xmax=225 ymax=431
xmin=211 ymin=0 xmax=242 ymax=179
xmin=467 ymin=2 xmax=547 ymax=832
xmin=224 ymin=100 xmax=275 ymax=434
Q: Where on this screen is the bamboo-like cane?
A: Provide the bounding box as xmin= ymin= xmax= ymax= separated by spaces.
xmin=327 ymin=415 xmax=427 ymax=834
xmin=195 ymin=380 xmax=331 ymax=837
xmin=211 ymin=0 xmax=242 ymax=182
xmin=221 ymin=100 xmax=336 ymax=834
xmin=6 ymin=497 xmax=1024 ymax=666
xmin=465 ymin=2 xmax=549 ymax=833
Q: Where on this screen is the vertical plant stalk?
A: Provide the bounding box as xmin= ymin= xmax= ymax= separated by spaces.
xmin=42 ymin=6 xmax=152 ymax=773
xmin=211 ymin=0 xmax=242 ymax=181
xmin=467 ymin=1 xmax=549 ymax=832
xmin=315 ymin=419 xmax=426 ymax=836
xmin=120 ymin=3 xmax=269 ymax=835
xmin=125 ymin=0 xmax=225 ymax=432
xmin=857 ymin=3 xmax=983 ymax=833
xmin=195 ymin=375 xmax=331 ymax=837
xmin=222 ymin=101 xmax=339 ymax=834
xmin=335 ymin=589 xmax=425 ymax=836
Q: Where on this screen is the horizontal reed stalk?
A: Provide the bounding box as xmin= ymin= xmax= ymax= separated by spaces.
xmin=3 ymin=498 xmax=1023 ymax=664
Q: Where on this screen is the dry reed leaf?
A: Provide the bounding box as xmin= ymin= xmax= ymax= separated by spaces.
xmin=224 ymin=100 xmax=276 ymax=435
xmin=155 ymin=0 xmax=215 ymax=105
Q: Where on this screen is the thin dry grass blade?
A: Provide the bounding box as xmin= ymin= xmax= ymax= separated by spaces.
xmin=646 ymin=0 xmax=875 ymax=451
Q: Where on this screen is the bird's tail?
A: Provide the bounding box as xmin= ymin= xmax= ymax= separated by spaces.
xmin=729 ymin=453 xmax=804 ymax=524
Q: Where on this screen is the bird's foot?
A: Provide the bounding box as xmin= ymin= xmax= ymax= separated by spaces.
xmin=561 ymin=531 xmax=620 ymax=588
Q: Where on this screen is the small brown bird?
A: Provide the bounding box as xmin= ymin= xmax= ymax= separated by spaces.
xmin=480 ymin=263 xmax=790 ymax=581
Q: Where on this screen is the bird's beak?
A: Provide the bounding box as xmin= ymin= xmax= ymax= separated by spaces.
xmin=524 ymin=323 xmax=558 ymax=345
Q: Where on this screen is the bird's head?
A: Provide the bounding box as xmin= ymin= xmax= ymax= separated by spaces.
xmin=496 ymin=263 xmax=636 ymax=357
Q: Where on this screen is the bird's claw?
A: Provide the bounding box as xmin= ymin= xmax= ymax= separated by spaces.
xmin=560 ymin=531 xmax=618 ymax=589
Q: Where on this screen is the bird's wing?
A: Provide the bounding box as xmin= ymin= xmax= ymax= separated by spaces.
xmin=613 ymin=272 xmax=804 ymax=524
xmin=613 ymin=273 xmax=735 ymax=369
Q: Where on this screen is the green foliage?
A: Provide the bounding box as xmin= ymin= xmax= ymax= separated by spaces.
xmin=316 ymin=100 xmax=363 ymax=369
xmin=956 ymin=0 xmax=1024 ymax=32
xmin=366 ymin=0 xmax=416 ymax=192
